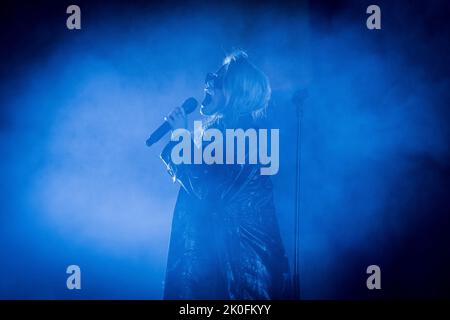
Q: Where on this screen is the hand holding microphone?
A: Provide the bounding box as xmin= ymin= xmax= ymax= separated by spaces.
xmin=146 ymin=97 xmax=198 ymax=147
xmin=165 ymin=105 xmax=188 ymax=130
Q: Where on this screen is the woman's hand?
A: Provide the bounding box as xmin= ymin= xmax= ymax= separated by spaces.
xmin=165 ymin=106 xmax=187 ymax=130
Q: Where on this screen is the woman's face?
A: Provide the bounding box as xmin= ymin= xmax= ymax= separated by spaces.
xmin=200 ymin=71 xmax=226 ymax=116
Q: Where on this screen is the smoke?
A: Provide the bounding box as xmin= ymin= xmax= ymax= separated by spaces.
xmin=0 ymin=0 xmax=449 ymax=298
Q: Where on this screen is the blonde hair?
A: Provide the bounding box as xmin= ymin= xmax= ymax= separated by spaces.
xmin=219 ymin=50 xmax=271 ymax=125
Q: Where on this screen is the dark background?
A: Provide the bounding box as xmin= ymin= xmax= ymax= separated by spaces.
xmin=0 ymin=0 xmax=449 ymax=299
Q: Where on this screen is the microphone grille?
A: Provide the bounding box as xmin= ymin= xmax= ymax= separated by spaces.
xmin=182 ymin=97 xmax=198 ymax=114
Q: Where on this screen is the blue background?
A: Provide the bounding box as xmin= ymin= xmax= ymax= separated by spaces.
xmin=0 ymin=0 xmax=449 ymax=299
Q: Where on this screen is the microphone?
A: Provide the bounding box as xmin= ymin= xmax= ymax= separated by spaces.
xmin=145 ymin=97 xmax=198 ymax=147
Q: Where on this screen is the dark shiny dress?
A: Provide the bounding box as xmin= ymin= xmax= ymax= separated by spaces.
xmin=160 ymin=116 xmax=291 ymax=299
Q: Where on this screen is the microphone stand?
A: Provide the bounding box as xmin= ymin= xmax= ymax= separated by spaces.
xmin=292 ymin=89 xmax=308 ymax=300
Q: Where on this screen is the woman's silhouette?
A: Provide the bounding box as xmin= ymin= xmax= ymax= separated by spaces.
xmin=160 ymin=51 xmax=291 ymax=299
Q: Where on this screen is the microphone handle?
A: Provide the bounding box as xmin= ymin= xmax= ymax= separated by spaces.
xmin=145 ymin=121 xmax=171 ymax=147
xmin=146 ymin=97 xmax=198 ymax=147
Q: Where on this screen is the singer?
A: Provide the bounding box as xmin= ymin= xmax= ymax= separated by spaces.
xmin=159 ymin=51 xmax=291 ymax=299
